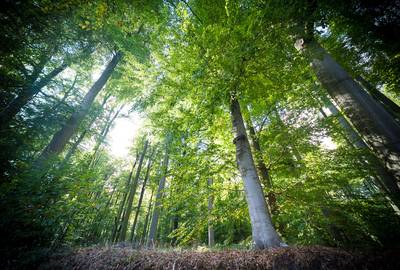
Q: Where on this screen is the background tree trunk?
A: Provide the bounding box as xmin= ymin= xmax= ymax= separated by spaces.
xmin=36 ymin=52 xmax=122 ymax=167
xmin=118 ymin=140 xmax=148 ymax=242
xmin=207 ymin=178 xmax=215 ymax=248
xmin=90 ymin=104 xmax=124 ymax=167
xmin=112 ymin=155 xmax=139 ymax=243
xmin=147 ymin=145 xmax=169 ymax=248
xmin=141 ymin=189 xmax=154 ymax=244
xmin=130 ymin=148 xmax=155 ymax=242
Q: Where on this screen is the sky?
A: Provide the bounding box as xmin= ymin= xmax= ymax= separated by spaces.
xmin=108 ymin=110 xmax=144 ymax=158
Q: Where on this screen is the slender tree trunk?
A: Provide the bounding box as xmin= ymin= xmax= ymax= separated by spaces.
xmin=147 ymin=145 xmax=169 ymax=248
xmin=207 ymin=178 xmax=214 ymax=248
xmin=141 ymin=189 xmax=154 ymax=244
xmin=118 ymin=140 xmax=148 ymax=242
xmin=229 ymin=96 xmax=282 ymax=249
xmin=111 ymin=156 xmax=139 ymax=243
xmin=63 ymin=130 xmax=88 ymax=164
xmin=322 ymin=98 xmax=367 ymax=148
xmin=297 ymin=39 xmax=400 ymax=186
xmin=36 ymin=52 xmax=122 ymax=167
xmin=130 ymin=148 xmax=155 ymax=242
xmin=170 ymin=215 xmax=179 ymax=246
xmin=0 ymin=62 xmax=68 ymax=131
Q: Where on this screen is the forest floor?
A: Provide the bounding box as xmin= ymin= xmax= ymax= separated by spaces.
xmin=38 ymin=245 xmax=400 ymax=270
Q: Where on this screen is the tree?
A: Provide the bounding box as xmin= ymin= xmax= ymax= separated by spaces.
xmin=118 ymin=140 xmax=148 ymax=242
xmin=130 ymin=147 xmax=155 ymax=242
xmin=147 ymin=142 xmax=169 ymax=247
xmin=111 ymin=155 xmax=139 ymax=243
xmin=230 ymin=95 xmax=283 ymax=249
xmin=36 ymin=51 xmax=122 ymax=167
xmin=207 ymin=178 xmax=214 ymax=247
xmin=295 ymin=39 xmax=400 ymax=192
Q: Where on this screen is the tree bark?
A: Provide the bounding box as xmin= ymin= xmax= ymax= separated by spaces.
xmin=61 ymin=94 xmax=111 ymax=166
xmin=355 ymin=76 xmax=400 ymax=123
xmin=141 ymin=189 xmax=154 ymax=244
xmin=118 ymin=140 xmax=148 ymax=242
xmin=229 ymin=96 xmax=282 ymax=249
xmin=297 ymin=39 xmax=400 ymax=187
xmin=207 ymin=178 xmax=215 ymax=247
xmin=242 ymin=105 xmax=278 ymax=215
xmin=130 ymin=147 xmax=155 ymax=242
xmin=36 ymin=52 xmax=122 ymax=167
xmin=322 ymin=97 xmax=400 ymax=208
xmin=147 ymin=145 xmax=169 ymax=248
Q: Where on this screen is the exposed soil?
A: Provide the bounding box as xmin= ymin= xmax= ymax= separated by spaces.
xmin=39 ymin=246 xmax=400 ymax=270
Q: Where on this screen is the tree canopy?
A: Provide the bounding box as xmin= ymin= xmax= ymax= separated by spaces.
xmin=1 ymin=0 xmax=400 ymax=268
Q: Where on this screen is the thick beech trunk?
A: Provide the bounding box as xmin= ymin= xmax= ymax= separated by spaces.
xmin=130 ymin=148 xmax=155 ymax=242
xmin=207 ymin=178 xmax=215 ymax=247
xmin=242 ymin=106 xmax=278 ymax=215
xmin=229 ymin=96 xmax=282 ymax=249
xmin=147 ymin=147 xmax=169 ymax=248
xmin=36 ymin=52 xmax=121 ymax=166
xmin=62 ymin=94 xmax=111 ymax=166
xmin=118 ymin=140 xmax=148 ymax=242
xmin=0 ymin=62 xmax=68 ymax=131
xmin=355 ymin=76 xmax=400 ymax=123
xmin=298 ymin=40 xmax=400 ymax=188
xmin=322 ymin=98 xmax=400 ymax=208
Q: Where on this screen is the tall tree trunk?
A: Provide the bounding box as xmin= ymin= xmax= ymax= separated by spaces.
xmin=130 ymin=148 xmax=155 ymax=242
xmin=321 ymin=97 xmax=400 ymax=208
xmin=60 ymin=94 xmax=111 ymax=169
xmin=242 ymin=105 xmax=278 ymax=215
xmin=36 ymin=52 xmax=122 ymax=167
xmin=229 ymin=96 xmax=282 ymax=249
xmin=147 ymin=145 xmax=169 ymax=248
xmin=296 ymin=39 xmax=400 ymax=187
xmin=355 ymin=76 xmax=400 ymax=123
xmin=118 ymin=140 xmax=148 ymax=242
xmin=111 ymin=155 xmax=139 ymax=243
xmin=141 ymin=189 xmax=154 ymax=244
xmin=207 ymin=178 xmax=215 ymax=248
xmin=0 ymin=62 xmax=68 ymax=131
